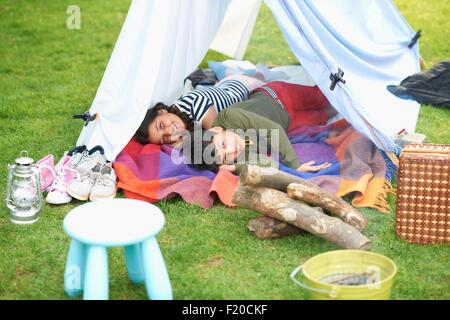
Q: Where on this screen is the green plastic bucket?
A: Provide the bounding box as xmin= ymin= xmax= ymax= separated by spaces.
xmin=290 ymin=250 xmax=397 ymax=300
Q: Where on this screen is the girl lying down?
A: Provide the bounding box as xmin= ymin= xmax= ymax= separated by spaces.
xmin=135 ymin=74 xmax=265 ymax=145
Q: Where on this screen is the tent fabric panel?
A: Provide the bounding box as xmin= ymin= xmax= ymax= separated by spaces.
xmin=265 ymin=0 xmax=420 ymax=152
xmin=76 ymin=0 xmax=230 ymax=160
xmin=210 ymin=0 xmax=262 ymax=60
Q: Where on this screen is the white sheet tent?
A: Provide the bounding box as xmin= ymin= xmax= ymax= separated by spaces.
xmin=76 ymin=0 xmax=421 ymax=162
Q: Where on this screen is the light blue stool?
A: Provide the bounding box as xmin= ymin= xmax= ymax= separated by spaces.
xmin=63 ymin=198 xmax=172 ymax=300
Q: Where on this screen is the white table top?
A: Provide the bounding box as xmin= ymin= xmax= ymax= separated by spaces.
xmin=63 ymin=199 xmax=165 ymax=246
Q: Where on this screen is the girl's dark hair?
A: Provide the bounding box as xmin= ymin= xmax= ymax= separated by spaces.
xmin=135 ymin=102 xmax=195 ymax=144
xmin=181 ymin=129 xmax=221 ymax=172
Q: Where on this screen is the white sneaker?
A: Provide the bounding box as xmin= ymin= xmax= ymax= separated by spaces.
xmin=89 ymin=163 xmax=117 ymax=201
xmin=70 ymin=149 xmax=89 ymax=168
xmin=67 ymin=163 xmax=102 ymax=201
xmin=46 ymin=155 xmax=77 ymax=205
xmin=74 ymin=147 xmax=106 ymax=173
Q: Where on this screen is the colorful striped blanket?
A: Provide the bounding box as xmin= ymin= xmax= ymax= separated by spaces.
xmin=113 ymin=119 xmax=396 ymax=212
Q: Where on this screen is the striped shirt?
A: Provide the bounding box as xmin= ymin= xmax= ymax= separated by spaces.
xmin=175 ymin=80 xmax=249 ymax=124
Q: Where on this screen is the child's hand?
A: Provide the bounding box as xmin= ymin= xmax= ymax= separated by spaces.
xmin=297 ymin=161 xmax=332 ymax=172
xmin=219 ymin=164 xmax=236 ymax=173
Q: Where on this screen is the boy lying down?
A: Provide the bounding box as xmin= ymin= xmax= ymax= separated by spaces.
xmin=180 ymin=81 xmax=335 ymax=174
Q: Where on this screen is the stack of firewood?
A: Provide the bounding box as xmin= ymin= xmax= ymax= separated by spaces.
xmin=232 ymin=165 xmax=371 ymax=250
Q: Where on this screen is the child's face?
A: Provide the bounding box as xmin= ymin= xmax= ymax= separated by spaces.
xmin=211 ymin=129 xmax=245 ymax=165
xmin=148 ymin=110 xmax=186 ymax=145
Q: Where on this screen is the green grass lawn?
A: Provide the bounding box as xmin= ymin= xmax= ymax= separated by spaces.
xmin=0 ymin=0 xmax=449 ymax=300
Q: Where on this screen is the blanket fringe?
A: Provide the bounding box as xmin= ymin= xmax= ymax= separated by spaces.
xmin=382 ymin=151 xmax=398 ymax=183
xmin=370 ymin=151 xmax=399 ymax=213
xmin=373 ymin=179 xmax=396 ymax=213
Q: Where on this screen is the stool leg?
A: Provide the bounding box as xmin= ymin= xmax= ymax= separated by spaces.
xmin=83 ymin=246 xmax=109 ymax=300
xmin=64 ymin=239 xmax=86 ymax=297
xmin=124 ymin=244 xmax=145 ymax=284
xmin=141 ymin=237 xmax=172 ymax=300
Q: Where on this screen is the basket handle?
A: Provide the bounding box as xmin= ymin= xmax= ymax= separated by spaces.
xmin=290 ymin=265 xmax=339 ymax=298
xmin=402 ymin=146 xmax=450 ymax=155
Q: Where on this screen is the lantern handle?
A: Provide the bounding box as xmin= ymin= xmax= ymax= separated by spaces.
xmin=5 ymin=166 xmax=15 ymax=211
xmin=20 ymin=150 xmax=29 ymax=158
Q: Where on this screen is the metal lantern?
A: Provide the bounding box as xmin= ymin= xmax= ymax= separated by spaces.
xmin=5 ymin=150 xmax=43 ymax=224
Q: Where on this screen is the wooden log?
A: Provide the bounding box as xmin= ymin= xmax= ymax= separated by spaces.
xmin=247 ymin=216 xmax=305 ymax=239
xmin=286 ymin=183 xmax=368 ymax=231
xmin=240 ymin=165 xmax=368 ymax=231
xmin=247 ymin=208 xmax=324 ymax=239
xmin=233 ymin=185 xmax=371 ymax=250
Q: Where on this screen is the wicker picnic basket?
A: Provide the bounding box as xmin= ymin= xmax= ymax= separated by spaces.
xmin=395 ymin=144 xmax=450 ymax=244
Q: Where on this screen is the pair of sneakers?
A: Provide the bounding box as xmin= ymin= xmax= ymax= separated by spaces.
xmin=36 ymin=153 xmax=78 ymax=205
xmin=67 ymin=145 xmax=117 ymax=201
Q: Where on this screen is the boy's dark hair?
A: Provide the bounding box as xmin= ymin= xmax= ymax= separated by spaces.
xmin=181 ymin=129 xmax=221 ymax=172
xmin=135 ymin=102 xmax=195 ymax=144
